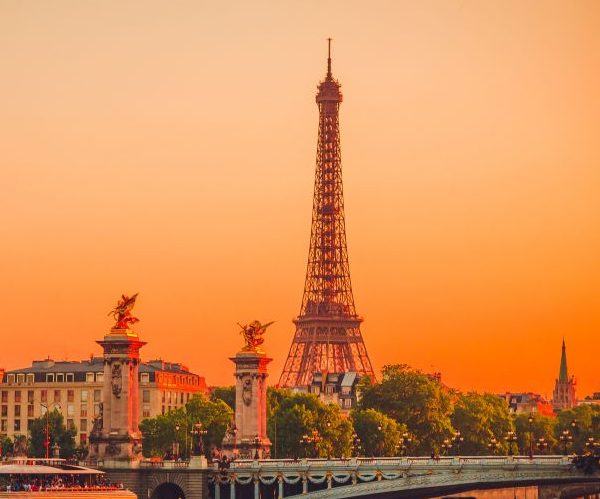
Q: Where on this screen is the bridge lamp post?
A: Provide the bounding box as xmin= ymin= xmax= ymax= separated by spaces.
xmin=560 ymin=430 xmax=573 ymax=456
xmin=527 ymin=414 xmax=534 ymax=459
xmin=452 ymin=431 xmax=463 ymax=456
xmin=351 ymin=433 xmax=361 ymax=457
xmin=191 ymin=422 xmax=207 ymax=457
xmin=441 ymin=438 xmax=452 ymax=456
xmin=504 ymin=431 xmax=518 ymax=456
xmin=400 ymin=432 xmax=412 ymax=457
xmin=585 ymin=437 xmax=595 ymax=452
xmin=536 ymin=437 xmax=548 ymax=455
xmin=487 ymin=437 xmax=500 ymax=455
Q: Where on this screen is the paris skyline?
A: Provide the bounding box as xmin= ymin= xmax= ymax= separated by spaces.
xmin=1 ymin=1 xmax=599 ymax=396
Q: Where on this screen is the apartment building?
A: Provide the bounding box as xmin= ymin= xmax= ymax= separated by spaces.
xmin=0 ymin=358 xmax=207 ymax=445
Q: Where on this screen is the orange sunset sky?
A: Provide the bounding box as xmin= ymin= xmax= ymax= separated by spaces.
xmin=1 ymin=1 xmax=600 ymax=397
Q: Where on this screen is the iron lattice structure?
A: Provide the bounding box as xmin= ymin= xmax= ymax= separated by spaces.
xmin=279 ymin=42 xmax=375 ymax=388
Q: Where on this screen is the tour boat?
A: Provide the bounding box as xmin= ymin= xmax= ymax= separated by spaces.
xmin=0 ymin=459 xmax=135 ymax=498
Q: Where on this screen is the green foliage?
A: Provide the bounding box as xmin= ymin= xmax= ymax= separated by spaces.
xmin=29 ymin=409 xmax=77 ymax=458
xmin=451 ymin=392 xmax=513 ymax=455
xmin=140 ymin=394 xmax=233 ymax=458
xmin=514 ymin=414 xmax=558 ymax=455
xmin=0 ymin=436 xmax=14 ymax=457
xmin=359 ymin=364 xmax=454 ymax=453
xmin=210 ymin=386 xmax=235 ymax=410
xmin=268 ymin=392 xmax=353 ymax=458
xmin=351 ymin=409 xmax=405 ymax=457
xmin=555 ymin=405 xmax=600 ymax=454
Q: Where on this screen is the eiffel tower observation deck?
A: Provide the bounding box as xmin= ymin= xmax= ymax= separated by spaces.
xmin=279 ymin=41 xmax=375 ymax=388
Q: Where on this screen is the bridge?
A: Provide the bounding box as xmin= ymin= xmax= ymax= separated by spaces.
xmin=209 ymin=455 xmax=600 ymax=499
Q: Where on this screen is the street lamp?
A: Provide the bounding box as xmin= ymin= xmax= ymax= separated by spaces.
xmin=585 ymin=437 xmax=596 ymax=453
xmin=399 ymin=432 xmax=412 ymax=457
xmin=441 ymin=438 xmax=452 ymax=456
xmin=452 ymin=431 xmax=464 ymax=456
xmin=505 ymin=431 xmax=518 ymax=456
xmin=351 ymin=433 xmax=361 ymax=457
xmin=488 ymin=437 xmax=500 ymax=455
xmin=191 ymin=422 xmax=207 ymax=457
xmin=559 ymin=429 xmax=573 ymax=456
xmin=536 ymin=437 xmax=548 ymax=455
xmin=40 ymin=402 xmax=61 ymax=460
xmin=527 ymin=414 xmax=534 ymax=459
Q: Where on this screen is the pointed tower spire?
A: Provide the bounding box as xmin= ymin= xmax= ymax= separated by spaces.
xmin=559 ymin=338 xmax=568 ymax=383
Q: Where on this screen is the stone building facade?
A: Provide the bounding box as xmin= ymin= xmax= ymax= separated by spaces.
xmin=0 ymin=358 xmax=207 ymax=445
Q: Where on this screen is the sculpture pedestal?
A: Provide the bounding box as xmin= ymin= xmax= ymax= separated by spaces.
xmin=222 ymin=351 xmax=272 ymax=459
xmin=89 ymin=328 xmax=146 ymax=465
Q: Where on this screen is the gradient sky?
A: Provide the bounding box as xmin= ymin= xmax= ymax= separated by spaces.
xmin=1 ymin=1 xmax=599 ymax=398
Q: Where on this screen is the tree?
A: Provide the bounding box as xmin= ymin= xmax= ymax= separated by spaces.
xmin=140 ymin=394 xmax=233 ymax=459
xmin=0 ymin=436 xmax=13 ymax=458
xmin=451 ymin=392 xmax=513 ymax=455
xmin=514 ymin=414 xmax=558 ymax=455
xmin=210 ymin=386 xmax=235 ymax=411
xmin=29 ymin=409 xmax=76 ymax=458
xmin=359 ymin=365 xmax=454 ymax=453
xmin=351 ymin=409 xmax=405 ymax=457
xmin=269 ymin=392 xmax=353 ymax=458
xmin=555 ymin=405 xmax=600 ymax=454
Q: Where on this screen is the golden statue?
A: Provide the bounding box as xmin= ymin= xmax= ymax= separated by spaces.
xmin=108 ymin=293 xmax=140 ymax=330
xmin=237 ymin=320 xmax=274 ymax=352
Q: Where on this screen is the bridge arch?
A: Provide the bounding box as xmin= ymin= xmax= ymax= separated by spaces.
xmin=150 ymin=482 xmax=186 ymax=499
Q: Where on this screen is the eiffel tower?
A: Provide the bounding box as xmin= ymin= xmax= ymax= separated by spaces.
xmin=279 ymin=41 xmax=375 ymax=388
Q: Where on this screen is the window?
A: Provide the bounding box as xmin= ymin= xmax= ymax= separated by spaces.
xmin=14 ymin=406 xmax=20 ymax=417
xmin=1 ymin=406 xmax=7 ymax=418
xmin=26 ymin=374 xmax=34 ymax=384
xmin=343 ymin=398 xmax=352 ymax=409
xmin=56 ymin=373 xmax=64 ymax=383
xmin=14 ymin=391 xmax=21 ymax=403
xmin=93 ymin=404 xmax=100 ymax=417
xmin=180 ymin=393 xmax=184 ymax=404
xmin=0 ymin=420 xmax=6 ymax=432
xmin=27 ymin=405 xmax=34 ymax=418
xmin=27 ymin=419 xmax=33 ymax=431
xmin=142 ymin=405 xmax=150 ymax=418
xmin=7 ymin=374 xmax=14 ymax=384
xmin=161 ymin=406 xmax=165 ymax=415
xmin=80 ymin=404 xmax=88 ymax=417
xmin=140 ymin=373 xmax=150 ymax=385
xmin=325 ymin=385 xmax=334 ymax=394
xmin=27 ymin=391 xmax=34 ymax=403
xmin=40 ymin=405 xmax=47 ymax=415
xmin=67 ymin=390 xmax=74 ymax=403
xmin=1 ymin=391 xmax=7 ymax=403
xmin=96 ymin=373 xmax=104 ymax=383
xmin=142 ymin=390 xmax=150 ymax=403
xmin=86 ymin=373 xmax=95 ymax=383
xmin=17 ymin=374 xmax=25 ymax=384
xmin=80 ymin=433 xmax=87 ymax=445
xmin=65 ymin=373 xmax=74 ymax=383
xmin=46 ymin=374 xmax=54 ymax=383
xmin=54 ymin=390 xmax=61 ymax=403
xmin=81 ymin=390 xmax=88 ymax=402
xmin=161 ymin=392 xmax=165 ymax=403
xmin=67 ymin=419 xmax=74 ymax=431
xmin=67 ymin=404 xmax=74 ymax=417
xmin=13 ymin=420 xmax=20 ymax=432
xmin=41 ymin=390 xmax=47 ymax=403
xmin=80 ymin=419 xmax=88 ymax=432
xmin=93 ymin=390 xmax=101 ymax=402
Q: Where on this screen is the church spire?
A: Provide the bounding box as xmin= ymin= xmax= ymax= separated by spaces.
xmin=559 ymin=338 xmax=568 ymax=383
